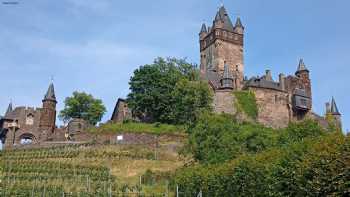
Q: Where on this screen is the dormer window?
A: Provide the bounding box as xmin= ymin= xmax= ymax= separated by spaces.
xmin=26 ymin=114 xmax=34 ymax=125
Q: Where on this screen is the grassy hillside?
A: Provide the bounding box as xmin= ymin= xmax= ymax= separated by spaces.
xmin=0 ymin=141 xmax=187 ymax=196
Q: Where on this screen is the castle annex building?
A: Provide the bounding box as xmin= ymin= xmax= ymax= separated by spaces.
xmin=0 ymin=83 xmax=63 ymax=147
xmin=198 ymin=6 xmax=342 ymax=128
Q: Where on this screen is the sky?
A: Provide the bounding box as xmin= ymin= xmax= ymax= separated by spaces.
xmin=0 ymin=0 xmax=349 ymax=135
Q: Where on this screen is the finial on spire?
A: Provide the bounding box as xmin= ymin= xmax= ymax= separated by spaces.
xmin=220 ymin=0 xmax=224 ymax=7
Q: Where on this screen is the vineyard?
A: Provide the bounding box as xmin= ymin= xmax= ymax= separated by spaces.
xmin=0 ymin=143 xmax=185 ymax=196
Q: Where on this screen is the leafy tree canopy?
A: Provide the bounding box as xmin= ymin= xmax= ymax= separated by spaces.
xmin=127 ymin=57 xmax=212 ymax=125
xmin=176 ymin=114 xmax=348 ymax=196
xmin=59 ymin=91 xmax=106 ymax=125
xmin=187 ymin=112 xmax=278 ymax=164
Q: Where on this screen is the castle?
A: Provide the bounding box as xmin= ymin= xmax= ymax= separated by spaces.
xmin=0 ymin=6 xmax=342 ymax=149
xmin=196 ymin=6 xmax=342 ymax=128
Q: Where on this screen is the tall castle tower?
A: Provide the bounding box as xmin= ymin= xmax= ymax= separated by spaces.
xmin=295 ymin=59 xmax=312 ymax=104
xmin=39 ymin=82 xmax=57 ymax=135
xmin=200 ymin=6 xmax=244 ymax=89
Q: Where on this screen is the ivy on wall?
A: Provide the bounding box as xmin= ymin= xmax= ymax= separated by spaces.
xmin=234 ymin=91 xmax=258 ymax=120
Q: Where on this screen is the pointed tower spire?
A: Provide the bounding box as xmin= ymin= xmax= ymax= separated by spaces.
xmin=200 ymin=23 xmax=207 ymax=33
xmin=5 ymin=102 xmax=13 ymax=117
xmin=44 ymin=82 xmax=56 ymax=102
xmin=215 ymin=11 xmax=221 ymax=21
xmin=295 ymin=58 xmax=309 ymax=76
xmin=331 ymin=97 xmax=340 ymax=115
xmin=297 ymin=58 xmax=309 ymax=72
xmin=213 ymin=5 xmax=234 ymax=31
xmin=235 ymin=17 xmax=243 ymax=28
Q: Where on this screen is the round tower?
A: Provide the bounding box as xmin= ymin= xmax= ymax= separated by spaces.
xmin=39 ymin=82 xmax=57 ymax=136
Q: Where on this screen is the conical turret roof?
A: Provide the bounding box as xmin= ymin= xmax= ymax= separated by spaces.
xmin=200 ymin=23 xmax=207 ymax=33
xmin=214 ymin=6 xmax=235 ymax=32
xmin=5 ymin=102 xmax=13 ymax=117
xmin=44 ymin=83 xmax=56 ymax=101
xmin=296 ymin=58 xmax=309 ymax=74
xmin=235 ymin=17 xmax=243 ymax=28
xmin=331 ymin=97 xmax=341 ymax=115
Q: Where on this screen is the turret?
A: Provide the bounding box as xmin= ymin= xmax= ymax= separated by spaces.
xmin=265 ymin=70 xmax=273 ymax=81
xmin=234 ymin=17 xmax=244 ymax=34
xmin=295 ymin=58 xmax=312 ymax=103
xmin=39 ymin=82 xmax=57 ymax=135
xmin=213 ymin=6 xmax=235 ymax=31
xmin=295 ymin=58 xmax=309 ymax=77
xmin=220 ymin=63 xmax=234 ymax=89
xmin=4 ymin=102 xmax=13 ymax=117
xmin=329 ymin=97 xmax=342 ymax=130
xmin=199 ymin=5 xmax=245 ymax=89
xmin=279 ymin=73 xmax=286 ymax=91
xmin=199 ymin=23 xmax=207 ymax=40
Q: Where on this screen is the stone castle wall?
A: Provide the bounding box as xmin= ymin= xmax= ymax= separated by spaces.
xmin=249 ymin=87 xmax=291 ymax=128
xmin=213 ymin=89 xmax=236 ymax=114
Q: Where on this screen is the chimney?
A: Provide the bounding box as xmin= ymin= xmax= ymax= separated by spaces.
xmin=265 ymin=70 xmax=272 ymax=81
xmin=325 ymin=102 xmax=331 ymax=114
xmin=279 ymin=73 xmax=285 ymax=91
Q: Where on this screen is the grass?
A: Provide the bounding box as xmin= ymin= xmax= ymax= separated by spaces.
xmin=90 ymin=122 xmax=187 ymax=136
xmin=234 ymin=90 xmax=258 ymax=120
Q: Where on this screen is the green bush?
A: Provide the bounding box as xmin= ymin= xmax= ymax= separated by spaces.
xmin=90 ymin=122 xmax=186 ymax=136
xmin=234 ymin=91 xmax=258 ymax=120
xmin=176 ymin=119 xmax=350 ymax=196
xmin=187 ymin=112 xmax=278 ymax=164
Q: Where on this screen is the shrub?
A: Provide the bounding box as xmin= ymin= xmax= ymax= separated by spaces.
xmin=234 ymin=91 xmax=258 ymax=120
xmin=89 ymin=122 xmax=186 ymax=136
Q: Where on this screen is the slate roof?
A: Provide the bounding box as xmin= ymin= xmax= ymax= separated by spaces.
xmin=4 ymin=106 xmax=23 ymax=120
xmin=245 ymin=76 xmax=282 ymax=91
xmin=296 ymin=58 xmax=309 ymax=74
xmin=235 ymin=17 xmax=243 ymax=28
xmin=200 ymin=23 xmax=207 ymax=33
xmin=44 ymin=83 xmax=56 ymax=101
xmin=5 ymin=102 xmax=13 ymax=117
xmin=214 ymin=6 xmax=235 ymax=32
xmin=331 ymin=97 xmax=341 ymax=115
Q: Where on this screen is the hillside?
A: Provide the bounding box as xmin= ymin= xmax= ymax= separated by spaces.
xmin=1 ymin=118 xmax=349 ymax=196
xmin=0 ymin=137 xmax=187 ymax=196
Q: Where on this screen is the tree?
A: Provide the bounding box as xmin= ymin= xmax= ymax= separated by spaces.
xmin=171 ymin=79 xmax=212 ymax=125
xmin=59 ymin=91 xmax=106 ymax=125
xmin=187 ymin=112 xmax=278 ymax=164
xmin=127 ymin=57 xmax=212 ymax=124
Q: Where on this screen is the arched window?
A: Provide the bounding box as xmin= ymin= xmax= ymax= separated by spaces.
xmin=26 ymin=114 xmax=34 ymax=125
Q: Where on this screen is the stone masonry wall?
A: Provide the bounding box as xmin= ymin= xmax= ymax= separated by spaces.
xmin=251 ymin=87 xmax=291 ymax=128
xmin=213 ymin=89 xmax=236 ymax=114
